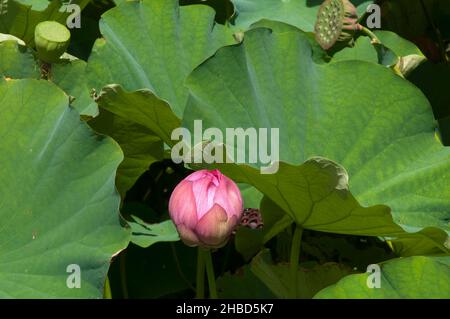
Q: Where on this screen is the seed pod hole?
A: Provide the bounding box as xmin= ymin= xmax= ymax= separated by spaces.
xmin=314 ymin=0 xmax=361 ymax=50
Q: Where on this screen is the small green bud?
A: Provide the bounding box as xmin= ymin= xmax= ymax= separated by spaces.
xmin=34 ymin=21 xmax=71 ymax=63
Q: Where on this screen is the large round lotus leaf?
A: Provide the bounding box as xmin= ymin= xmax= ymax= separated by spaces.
xmin=183 ymin=26 xmax=450 ymax=237
xmin=314 ymin=256 xmax=450 ymax=298
xmin=86 ymin=0 xmax=236 ymax=195
xmin=0 ymin=79 xmax=130 ymax=298
xmin=87 ymin=0 xmax=236 ymax=117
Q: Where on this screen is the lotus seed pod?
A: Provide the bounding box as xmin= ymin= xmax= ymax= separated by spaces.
xmin=314 ymin=0 xmax=362 ymax=50
xmin=34 ymin=21 xmax=71 ymax=63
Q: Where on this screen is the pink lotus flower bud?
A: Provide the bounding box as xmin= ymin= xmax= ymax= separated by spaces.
xmin=169 ymin=169 xmax=243 ymax=248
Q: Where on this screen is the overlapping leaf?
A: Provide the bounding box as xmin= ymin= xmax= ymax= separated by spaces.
xmin=89 ymin=108 xmax=163 ymax=196
xmin=206 ymin=158 xmax=403 ymax=236
xmin=128 ymin=216 xmax=179 ymax=248
xmin=217 ymin=265 xmax=275 ymax=298
xmin=0 ymin=40 xmax=39 ymax=78
xmin=93 ymin=85 xmax=181 ymax=195
xmin=183 ymin=26 xmax=450 ymax=239
xmin=0 ymin=79 xmax=130 ymax=298
xmin=0 ymin=39 xmax=96 ymax=116
xmin=86 ymin=0 xmax=238 ymax=194
xmin=251 ymin=249 xmax=355 ymax=299
xmin=332 ymin=31 xmax=426 ymax=75
xmin=230 ymin=0 xmax=372 ymax=32
xmin=314 ymin=256 xmax=450 ymax=298
xmin=87 ymin=0 xmax=237 ymax=117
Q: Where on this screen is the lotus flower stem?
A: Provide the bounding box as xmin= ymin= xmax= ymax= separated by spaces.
xmin=196 ymin=247 xmax=206 ymax=299
xmin=289 ymin=225 xmax=303 ymax=299
xmin=204 ymin=249 xmax=218 ymax=299
xmin=170 ymin=169 xmax=242 ymax=298
xmin=360 ymin=26 xmax=381 ymax=45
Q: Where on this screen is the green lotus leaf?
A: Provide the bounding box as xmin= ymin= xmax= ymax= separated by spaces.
xmin=51 ymin=59 xmax=98 ymax=117
xmin=314 ymin=256 xmax=450 ymax=298
xmin=0 ymin=78 xmax=130 ymax=298
xmin=251 ymin=249 xmax=355 ymax=299
xmin=197 ymin=158 xmax=403 ymax=236
xmin=128 ymin=216 xmax=179 ymax=249
xmin=389 ymin=227 xmax=449 ymax=257
xmin=88 ymin=108 xmax=164 ymax=197
xmin=249 ymin=19 xmax=330 ymax=64
xmin=117 ymin=242 xmax=197 ymax=298
xmin=230 ymin=0 xmax=372 ymax=32
xmin=0 ymin=33 xmax=25 ymax=45
xmin=217 ymin=265 xmax=275 ymax=298
xmin=96 ymin=86 xmax=181 ymax=147
xmin=93 ymin=85 xmax=181 ymax=195
xmin=87 ymin=0 xmax=236 ymax=117
xmin=182 ymin=26 xmax=450 ymax=239
xmin=0 ymin=39 xmax=97 ymax=116
xmin=376 ymin=31 xmax=425 ymax=57
xmin=332 ymin=31 xmax=425 ymax=73
xmin=180 ymin=0 xmax=235 ymax=24
xmin=0 ymin=40 xmax=39 ymax=78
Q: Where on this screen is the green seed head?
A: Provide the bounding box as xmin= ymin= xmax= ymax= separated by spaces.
xmin=314 ymin=0 xmax=361 ymax=50
xmin=34 ymin=21 xmax=71 ymax=63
